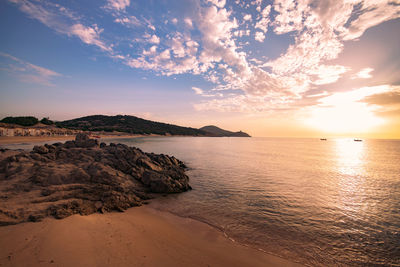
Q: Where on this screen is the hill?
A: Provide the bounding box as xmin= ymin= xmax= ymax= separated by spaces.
xmin=0 ymin=116 xmax=54 ymax=126
xmin=0 ymin=116 xmax=39 ymax=126
xmin=56 ymin=115 xmax=209 ymax=136
xmin=200 ymin=125 xmax=250 ymax=137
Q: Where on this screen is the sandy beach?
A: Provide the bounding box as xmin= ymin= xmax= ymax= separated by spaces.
xmin=0 ymin=206 xmax=301 ymax=267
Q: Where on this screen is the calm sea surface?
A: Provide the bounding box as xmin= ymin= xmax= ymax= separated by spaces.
xmin=4 ymin=137 xmax=400 ymax=266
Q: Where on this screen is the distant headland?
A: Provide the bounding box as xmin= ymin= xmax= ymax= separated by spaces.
xmin=0 ymin=115 xmax=251 ymax=138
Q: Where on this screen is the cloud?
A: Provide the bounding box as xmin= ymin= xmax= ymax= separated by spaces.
xmin=197 ymin=5 xmax=251 ymax=81
xmin=195 ymin=0 xmax=400 ymax=113
xmin=206 ymin=0 xmax=226 ymax=8
xmin=105 ymin=0 xmax=130 ymax=11
xmin=184 ymin=18 xmax=193 ymax=28
xmin=149 ymin=34 xmax=160 ymax=44
xmin=8 ymin=0 xmax=399 ymax=115
xmin=254 ymin=31 xmax=265 ymax=42
xmin=352 ymin=67 xmax=374 ymax=79
xmin=114 ymin=16 xmax=141 ymax=27
xmin=255 ymin=5 xmax=270 ymax=33
xmin=243 ymin=14 xmax=252 ymax=21
xmin=0 ymin=52 xmax=61 ymax=86
xmin=362 ymin=88 xmax=400 ymax=106
xmin=159 ymin=49 xmax=171 ymax=60
xmin=8 ymin=0 xmax=112 ymax=52
xmin=192 ymin=86 xmax=204 ymax=95
xmin=70 ymin=24 xmax=111 ymax=52
xmin=310 ymin=65 xmax=350 ymax=85
xmin=342 ymin=1 xmax=400 ymax=41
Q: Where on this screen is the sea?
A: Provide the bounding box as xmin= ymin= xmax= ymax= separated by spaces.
xmin=3 ymin=137 xmax=400 ymax=266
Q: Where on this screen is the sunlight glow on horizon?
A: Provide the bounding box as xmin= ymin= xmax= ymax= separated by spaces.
xmin=305 ymin=86 xmax=392 ymax=134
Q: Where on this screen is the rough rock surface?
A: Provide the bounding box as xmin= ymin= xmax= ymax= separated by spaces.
xmin=0 ymin=134 xmax=191 ymax=225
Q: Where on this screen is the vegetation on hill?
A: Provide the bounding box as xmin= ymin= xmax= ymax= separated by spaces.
xmin=0 ymin=115 xmax=250 ymax=137
xmin=0 ymin=116 xmax=39 ymax=126
xmin=56 ymin=115 xmax=209 ymax=136
xmin=40 ymin=117 xmax=54 ymax=125
xmin=200 ymin=125 xmax=251 ymax=137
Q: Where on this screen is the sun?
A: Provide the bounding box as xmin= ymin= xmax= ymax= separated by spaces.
xmin=306 ymin=103 xmax=384 ymax=133
xmin=305 ymin=86 xmax=389 ymax=134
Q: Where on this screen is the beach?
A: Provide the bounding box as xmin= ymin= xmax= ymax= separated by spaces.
xmin=0 ymin=136 xmax=301 ymax=267
xmin=0 ymin=205 xmax=300 ymax=267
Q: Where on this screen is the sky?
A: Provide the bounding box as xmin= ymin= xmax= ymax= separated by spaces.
xmin=0 ymin=0 xmax=399 ymax=138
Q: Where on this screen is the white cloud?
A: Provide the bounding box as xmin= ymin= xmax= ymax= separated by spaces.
xmin=8 ymin=0 xmax=112 ymax=53
xmin=171 ymin=34 xmax=186 ymax=58
xmin=70 ymin=24 xmax=111 ymax=52
xmin=309 ymin=65 xmax=350 ymax=85
xmin=243 ymin=14 xmax=252 ymax=21
xmin=116 ymin=0 xmax=399 ymax=114
xmin=254 ymin=31 xmax=265 ymax=42
xmin=105 ymin=0 xmax=130 ymax=11
xmin=114 ymin=16 xmax=141 ymax=27
xmin=149 ymin=34 xmax=160 ymax=44
xmin=192 ymin=86 xmax=204 ymax=95
xmin=159 ymin=49 xmax=171 ymax=60
xmin=13 ymin=0 xmax=396 ymax=115
xmin=184 ymin=18 xmax=193 ymax=28
xmin=206 ymin=0 xmax=226 ymax=8
xmin=143 ymin=45 xmax=157 ymax=56
xmin=0 ymin=52 xmax=61 ymax=86
xmin=342 ymin=1 xmax=400 ymax=40
xmin=255 ymin=5 xmax=271 ymax=33
xmin=234 ymin=30 xmax=250 ymax=37
xmin=197 ymin=5 xmax=252 ymax=82
xmin=352 ymin=67 xmax=374 ymax=79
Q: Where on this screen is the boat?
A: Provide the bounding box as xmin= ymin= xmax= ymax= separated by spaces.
xmin=320 ymin=138 xmax=327 ymax=141
xmin=354 ymin=139 xmax=362 ymax=142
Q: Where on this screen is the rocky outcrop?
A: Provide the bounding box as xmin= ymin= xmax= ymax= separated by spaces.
xmin=0 ymin=134 xmax=191 ymax=225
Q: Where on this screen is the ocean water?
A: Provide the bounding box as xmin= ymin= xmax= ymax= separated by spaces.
xmin=108 ymin=137 xmax=400 ymax=266
xmin=2 ymin=137 xmax=399 ymax=266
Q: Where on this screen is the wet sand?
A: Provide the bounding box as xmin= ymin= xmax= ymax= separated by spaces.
xmin=0 ymin=206 xmax=301 ymax=267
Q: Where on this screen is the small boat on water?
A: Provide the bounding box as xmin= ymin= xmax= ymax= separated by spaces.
xmin=354 ymin=139 xmax=362 ymax=142
xmin=320 ymin=138 xmax=327 ymax=141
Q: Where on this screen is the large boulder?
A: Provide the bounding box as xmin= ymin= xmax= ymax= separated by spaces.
xmin=75 ymin=133 xmax=99 ymax=148
xmin=0 ymin=138 xmax=191 ymax=225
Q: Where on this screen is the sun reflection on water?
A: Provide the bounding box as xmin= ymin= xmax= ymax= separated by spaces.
xmin=334 ymin=139 xmax=367 ymax=213
xmin=334 ymin=139 xmax=366 ymax=177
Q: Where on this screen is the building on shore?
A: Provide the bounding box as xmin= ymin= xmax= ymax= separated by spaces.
xmin=0 ymin=123 xmax=80 ymax=137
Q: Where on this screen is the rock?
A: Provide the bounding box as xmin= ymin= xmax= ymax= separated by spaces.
xmin=33 ymin=145 xmax=49 ymax=154
xmin=28 ymin=214 xmax=43 ymax=222
xmin=74 ymin=133 xmax=98 ymax=148
xmin=94 ymin=201 xmax=103 ymax=210
xmin=0 ymin=137 xmax=191 ymax=225
xmin=63 ymin=141 xmax=76 ymax=148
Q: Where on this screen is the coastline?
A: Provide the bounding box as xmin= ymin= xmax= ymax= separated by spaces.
xmin=0 ymin=134 xmax=144 ymax=145
xmin=0 ymin=205 xmax=301 ymax=267
xmin=0 ymin=136 xmax=301 ymax=266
